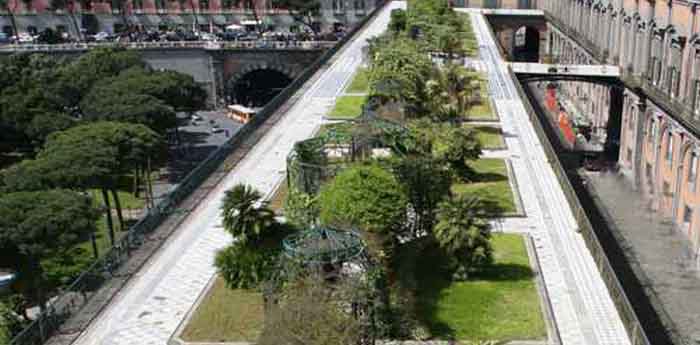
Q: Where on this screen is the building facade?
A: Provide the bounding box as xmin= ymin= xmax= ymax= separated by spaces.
xmin=541 ymin=0 xmax=700 ymax=256
xmin=0 ymin=0 xmax=377 ymax=36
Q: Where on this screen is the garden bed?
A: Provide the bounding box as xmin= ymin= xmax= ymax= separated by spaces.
xmin=464 ymin=125 xmax=505 ymax=149
xmin=395 ymin=234 xmax=547 ymax=341
xmin=180 ymin=277 xmax=264 ymax=343
xmin=452 ymin=158 xmax=516 ymax=214
xmin=328 ymin=95 xmax=367 ymax=120
xmin=345 ymin=67 xmax=370 ymax=93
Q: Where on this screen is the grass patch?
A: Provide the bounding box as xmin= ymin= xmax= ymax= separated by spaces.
xmin=465 ymin=100 xmax=495 ymax=120
xmin=346 ymin=67 xmax=369 ymax=93
xmin=269 ymin=180 xmax=288 ymax=213
xmin=452 ymin=158 xmax=515 ymax=214
xmin=397 ymin=234 xmax=546 ymax=341
xmin=181 ymin=277 xmax=264 ymax=342
xmin=328 ymin=95 xmax=367 ymax=120
xmin=464 ymin=125 xmax=504 ymax=149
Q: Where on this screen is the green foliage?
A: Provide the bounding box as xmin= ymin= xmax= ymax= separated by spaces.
xmin=81 ymin=93 xmax=176 ymax=134
xmin=0 ymin=190 xmax=100 ymax=304
xmin=389 ymin=9 xmax=407 ymax=34
xmin=258 ymin=275 xmax=364 ymax=345
xmin=271 ymin=0 xmax=321 ymax=33
xmin=368 ymin=38 xmax=432 ymax=116
xmin=216 ymin=184 xmax=283 ymax=289
xmin=283 ymin=187 xmax=318 ymax=228
xmin=214 ymin=243 xmax=277 ymax=289
xmin=318 ymin=164 xmax=407 ymax=235
xmin=221 ymin=184 xmax=276 ymax=244
xmin=434 ymin=195 xmax=493 ymax=280
xmin=391 ymin=156 xmax=452 ymax=235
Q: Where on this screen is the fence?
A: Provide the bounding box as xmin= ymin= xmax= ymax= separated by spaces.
xmin=0 ymin=40 xmax=336 ymax=53
xmin=507 ymin=67 xmax=654 ymax=345
xmin=8 ymin=2 xmax=387 ymax=345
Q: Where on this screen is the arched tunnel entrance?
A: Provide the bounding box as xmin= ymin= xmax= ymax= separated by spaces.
xmin=228 ymin=69 xmax=293 ymax=108
xmin=513 ymin=26 xmax=540 ymax=62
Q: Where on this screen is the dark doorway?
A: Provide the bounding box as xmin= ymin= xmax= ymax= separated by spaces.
xmin=513 ymin=26 xmax=540 ymax=62
xmin=229 ymin=69 xmax=293 ymax=108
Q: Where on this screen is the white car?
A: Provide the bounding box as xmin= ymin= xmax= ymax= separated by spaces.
xmin=15 ymin=32 xmax=35 ymax=43
xmin=94 ymin=31 xmax=112 ymax=42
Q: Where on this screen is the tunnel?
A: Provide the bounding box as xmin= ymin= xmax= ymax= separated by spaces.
xmin=228 ymin=69 xmax=293 ymax=108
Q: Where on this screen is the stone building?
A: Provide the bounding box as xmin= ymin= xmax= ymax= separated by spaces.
xmin=0 ymin=0 xmax=377 ymax=36
xmin=541 ymin=0 xmax=700 ymax=257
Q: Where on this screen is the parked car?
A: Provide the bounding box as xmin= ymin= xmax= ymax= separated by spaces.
xmin=218 ymin=30 xmax=245 ymax=41
xmin=93 ymin=31 xmax=113 ymax=42
xmin=14 ymin=32 xmax=36 ymax=43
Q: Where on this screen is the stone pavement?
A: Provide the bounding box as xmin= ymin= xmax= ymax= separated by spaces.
xmin=70 ymin=3 xmax=404 ymax=345
xmin=462 ymin=9 xmax=632 ymax=345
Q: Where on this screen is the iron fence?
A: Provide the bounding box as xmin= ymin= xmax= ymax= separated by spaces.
xmin=8 ymin=2 xmax=387 ymax=344
xmin=507 ymin=67 xmax=653 ymax=345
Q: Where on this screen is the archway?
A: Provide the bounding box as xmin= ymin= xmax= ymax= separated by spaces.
xmin=513 ymin=26 xmax=540 ymax=62
xmin=228 ymin=69 xmax=293 ymax=108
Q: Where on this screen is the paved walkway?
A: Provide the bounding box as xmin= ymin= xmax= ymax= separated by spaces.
xmin=71 ymin=3 xmax=403 ymax=345
xmin=461 ymin=9 xmax=632 ymax=345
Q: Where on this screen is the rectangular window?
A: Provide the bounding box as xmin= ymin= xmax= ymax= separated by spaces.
xmin=690 ymin=153 xmax=698 ymax=192
xmin=663 ymin=181 xmax=671 ymax=196
xmin=667 ymin=134 xmax=674 ymax=165
xmin=646 ymin=163 xmax=654 ymax=193
xmin=626 ymin=148 xmax=633 ymax=163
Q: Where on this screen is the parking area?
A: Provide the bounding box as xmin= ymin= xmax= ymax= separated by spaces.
xmin=151 ymin=110 xmax=243 ymax=199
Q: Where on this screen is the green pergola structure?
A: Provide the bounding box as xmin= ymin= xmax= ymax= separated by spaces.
xmin=282 ymin=226 xmax=365 ymax=265
xmin=286 ymin=101 xmax=413 ymax=195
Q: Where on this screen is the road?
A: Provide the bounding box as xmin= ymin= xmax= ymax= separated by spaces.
xmin=70 ymin=2 xmax=402 ymax=345
xmin=462 ymin=8 xmax=632 ymax=345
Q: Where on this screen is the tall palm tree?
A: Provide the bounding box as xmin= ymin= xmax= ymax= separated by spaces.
xmin=433 ymin=195 xmax=494 ymax=280
xmin=221 ymin=183 xmax=276 ymax=243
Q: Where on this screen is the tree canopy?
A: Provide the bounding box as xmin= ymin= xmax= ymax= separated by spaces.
xmin=318 ymin=164 xmax=407 ymax=235
xmin=0 ymin=190 xmax=99 ymax=263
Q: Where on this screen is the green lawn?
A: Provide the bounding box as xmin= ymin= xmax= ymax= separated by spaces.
xmin=328 ymin=95 xmax=367 ymax=120
xmin=397 ymin=234 xmax=546 ymax=341
xmin=181 ymin=277 xmax=265 ymax=342
xmin=346 ymin=67 xmax=369 ymax=93
xmin=452 ymin=158 xmax=515 ymax=214
xmin=464 ymin=125 xmax=505 ymax=149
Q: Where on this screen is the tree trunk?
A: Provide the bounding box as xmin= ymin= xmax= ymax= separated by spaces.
xmin=90 ymin=233 xmax=99 ymax=258
xmin=146 ymin=159 xmax=155 ymax=209
xmin=133 ymin=167 xmax=140 ymax=197
xmin=8 ymin=10 xmax=19 ymax=43
xmin=68 ymin=8 xmax=83 ymax=42
xmin=111 ymin=188 xmax=125 ymax=231
xmin=101 ymin=188 xmax=116 ymax=245
xmin=190 ymin=0 xmax=198 ymax=31
xmin=247 ymin=0 xmax=262 ymax=34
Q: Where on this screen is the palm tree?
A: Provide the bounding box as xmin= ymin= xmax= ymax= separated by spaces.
xmin=221 ymin=183 xmax=276 ymax=243
xmin=433 ymin=195 xmax=493 ymax=280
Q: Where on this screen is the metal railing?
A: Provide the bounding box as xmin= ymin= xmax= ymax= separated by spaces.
xmin=0 ymin=40 xmax=336 ymax=53
xmin=507 ymin=67 xmax=653 ymax=345
xmin=8 ymin=2 xmax=387 ymax=344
